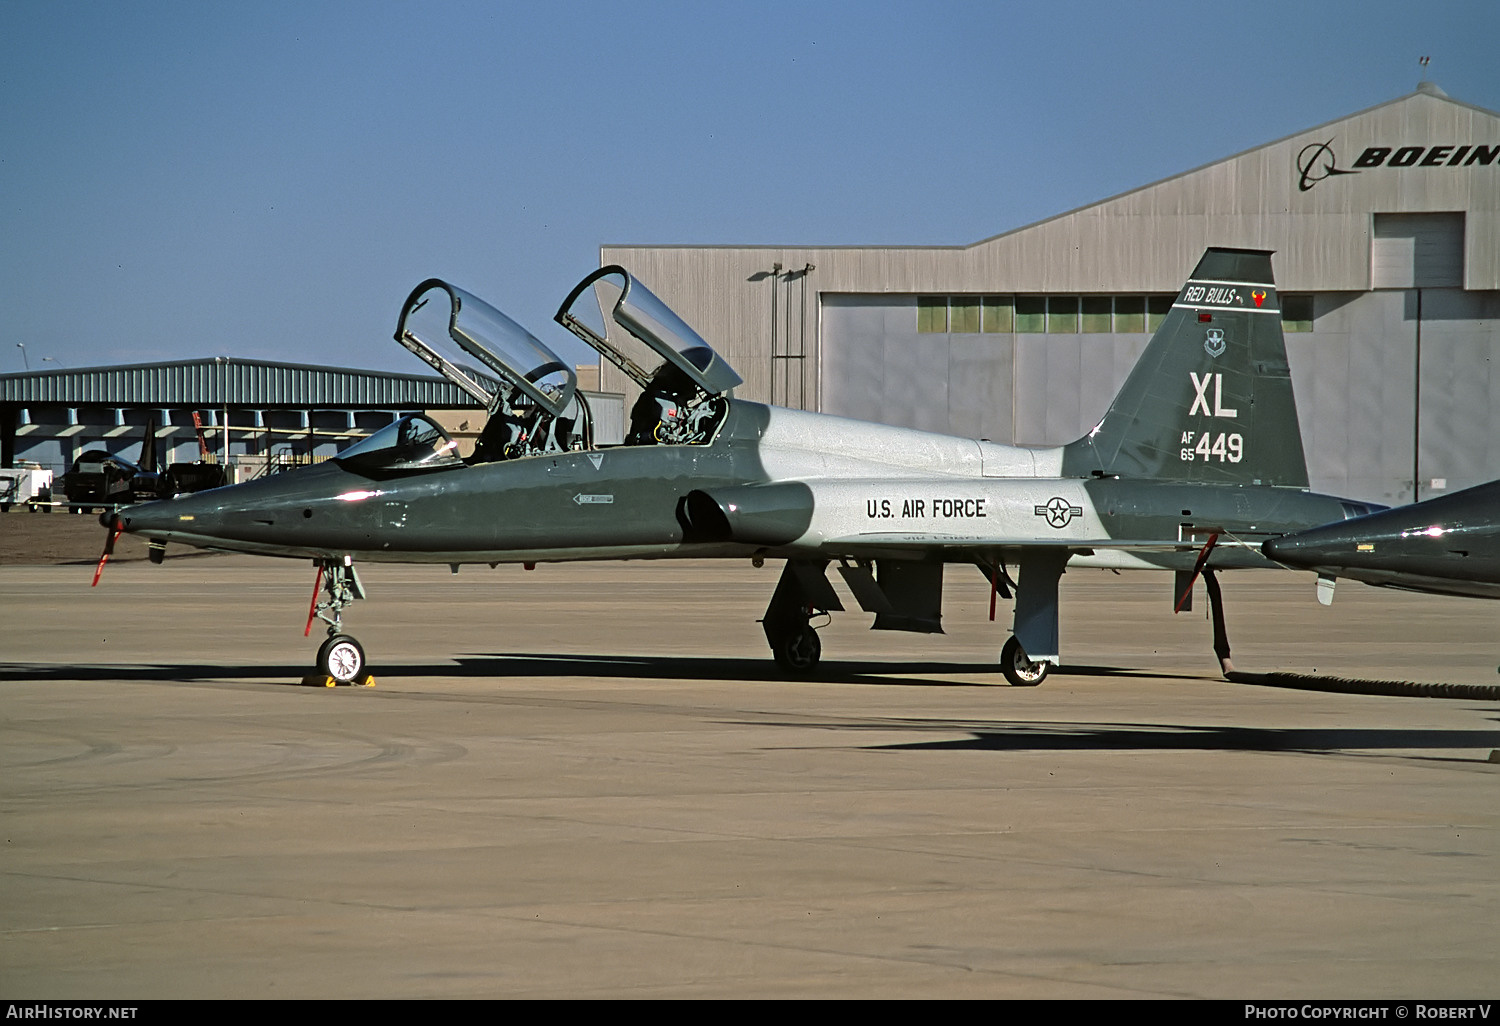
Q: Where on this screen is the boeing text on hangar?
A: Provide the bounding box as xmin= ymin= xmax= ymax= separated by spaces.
xmin=1352 ymin=144 xmax=1499 ymax=167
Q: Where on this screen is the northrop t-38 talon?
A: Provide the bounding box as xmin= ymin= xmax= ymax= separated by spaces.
xmin=100 ymin=248 xmax=1373 ymax=685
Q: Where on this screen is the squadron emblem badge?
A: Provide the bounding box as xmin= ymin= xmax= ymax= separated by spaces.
xmin=1204 ymin=328 xmax=1226 ymax=358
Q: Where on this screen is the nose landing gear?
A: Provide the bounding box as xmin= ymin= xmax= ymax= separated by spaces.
xmin=304 ymin=559 xmax=374 ymax=686
xmin=316 ymin=633 xmax=368 ymax=685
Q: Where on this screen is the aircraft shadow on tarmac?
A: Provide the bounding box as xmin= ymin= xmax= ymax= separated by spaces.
xmin=0 ymin=662 xmax=345 ymax=685
xmin=0 ymin=652 xmax=1197 ymax=688
xmin=446 ymin=652 xmax=1201 ymax=687
xmin=865 ymin=721 xmax=1500 ymax=761
xmin=3 ymin=652 xmax=1498 ymax=700
xmin=445 ymin=653 xmax=1500 ymax=702
xmin=3 ymin=657 xmax=1496 ymax=759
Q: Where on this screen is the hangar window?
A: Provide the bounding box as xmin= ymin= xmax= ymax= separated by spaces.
xmin=981 ymin=295 xmax=1013 ymax=333
xmin=1147 ymin=295 xmax=1174 ymax=333
xmin=950 ymin=296 xmax=981 ymax=333
xmin=918 ymin=295 xmax=1014 ymax=333
xmin=916 ymin=296 xmax=948 ymax=333
xmin=916 ymin=293 xmax=1183 ymax=334
xmin=1046 ymin=297 xmax=1079 ymax=333
xmin=1282 ymin=294 xmax=1314 ymax=332
xmin=1014 ymin=296 xmax=1046 ymax=333
xmin=1081 ymin=297 xmax=1113 ymax=333
xmin=1113 ymin=296 xmax=1145 ymax=333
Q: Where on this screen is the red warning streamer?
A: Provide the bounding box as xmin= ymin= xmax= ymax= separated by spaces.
xmin=304 ymin=564 xmax=326 ymax=637
xmin=91 ymin=524 xmax=125 ymax=588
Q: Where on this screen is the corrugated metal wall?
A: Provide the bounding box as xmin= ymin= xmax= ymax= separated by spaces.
xmin=0 ymin=359 xmax=479 ymax=407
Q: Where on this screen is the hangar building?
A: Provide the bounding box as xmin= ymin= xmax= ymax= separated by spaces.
xmin=0 ymin=358 xmax=623 ymax=487
xmin=600 ymin=83 xmax=1499 ymax=506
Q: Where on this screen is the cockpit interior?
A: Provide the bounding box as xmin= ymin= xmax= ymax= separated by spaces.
xmin=363 ymin=267 xmax=742 ymax=473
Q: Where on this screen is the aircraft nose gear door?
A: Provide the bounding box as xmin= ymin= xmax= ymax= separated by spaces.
xmin=304 ymin=558 xmax=372 ymax=685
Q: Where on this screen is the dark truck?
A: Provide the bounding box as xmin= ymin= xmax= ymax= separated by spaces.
xmin=62 ymin=450 xmax=142 ymax=511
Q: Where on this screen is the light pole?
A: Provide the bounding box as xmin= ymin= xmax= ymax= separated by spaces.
xmin=15 ymin=342 xmax=28 ymax=370
xmin=216 ymin=356 xmax=230 ymax=473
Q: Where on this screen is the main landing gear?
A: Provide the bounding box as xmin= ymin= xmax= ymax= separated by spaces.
xmin=1000 ymin=636 xmax=1050 ymax=687
xmin=761 ymin=560 xmax=833 ymax=674
xmin=760 ymin=556 xmax=1060 ymax=685
xmin=305 ymin=558 xmax=373 ymax=685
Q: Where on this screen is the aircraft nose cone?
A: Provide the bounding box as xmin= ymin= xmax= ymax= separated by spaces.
xmin=113 ymin=497 xmax=185 ymax=537
xmin=1263 ymin=524 xmax=1357 ymax=568
xmin=1262 ymin=535 xmax=1301 ymax=563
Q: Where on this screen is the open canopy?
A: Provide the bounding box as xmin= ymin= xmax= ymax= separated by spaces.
xmin=555 ymin=266 xmax=742 ymax=397
xmin=395 ymin=279 xmax=576 ymax=418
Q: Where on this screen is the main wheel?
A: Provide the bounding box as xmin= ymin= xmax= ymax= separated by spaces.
xmin=771 ymin=624 xmax=822 ymax=673
xmin=317 ymin=633 xmax=367 ymax=684
xmin=1001 ymin=635 xmax=1050 ymax=686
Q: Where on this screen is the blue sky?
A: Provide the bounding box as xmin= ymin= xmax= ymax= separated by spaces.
xmin=3 ymin=0 xmax=1497 ymax=374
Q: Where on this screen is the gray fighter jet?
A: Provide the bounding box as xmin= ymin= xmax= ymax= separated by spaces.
xmin=100 ymin=248 xmax=1372 ymax=685
xmin=1263 ymin=480 xmax=1500 ymax=600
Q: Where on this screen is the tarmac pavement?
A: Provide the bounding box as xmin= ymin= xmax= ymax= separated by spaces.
xmin=2 ymin=555 xmax=1497 ymax=998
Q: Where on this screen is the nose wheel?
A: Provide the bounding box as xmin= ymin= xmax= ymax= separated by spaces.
xmin=317 ymin=634 xmax=369 ymax=685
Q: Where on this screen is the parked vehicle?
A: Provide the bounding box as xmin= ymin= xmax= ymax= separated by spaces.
xmin=62 ymin=450 xmax=141 ymax=511
xmin=0 ymin=464 xmax=54 ymax=511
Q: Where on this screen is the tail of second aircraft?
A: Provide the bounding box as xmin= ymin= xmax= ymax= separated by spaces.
xmin=1060 ymin=247 xmax=1308 ymax=488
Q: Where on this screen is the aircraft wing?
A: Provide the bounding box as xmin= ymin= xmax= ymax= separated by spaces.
xmin=813 ymin=533 xmax=1253 ymax=570
xmin=820 ymin=533 xmax=1203 ymax=550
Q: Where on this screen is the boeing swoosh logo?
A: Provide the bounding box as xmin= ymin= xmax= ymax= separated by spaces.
xmin=1296 ymin=139 xmax=1360 ymax=192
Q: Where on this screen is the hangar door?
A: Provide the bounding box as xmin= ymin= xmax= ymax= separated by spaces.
xmin=1372 ymin=212 xmax=1465 ymax=288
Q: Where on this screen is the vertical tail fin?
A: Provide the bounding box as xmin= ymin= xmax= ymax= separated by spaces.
xmin=1061 ymin=247 xmax=1308 ymax=487
xmin=140 ymin=415 xmax=160 ymax=475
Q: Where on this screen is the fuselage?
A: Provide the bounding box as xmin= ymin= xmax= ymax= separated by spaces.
xmin=114 ymin=399 xmax=1355 ymax=572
